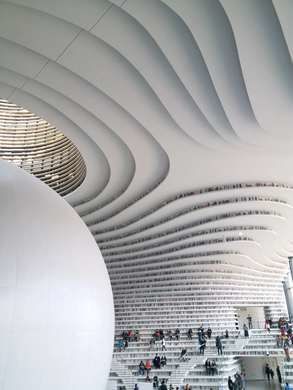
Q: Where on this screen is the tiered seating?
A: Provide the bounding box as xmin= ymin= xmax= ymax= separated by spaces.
xmin=242 ymin=329 xmax=283 ymax=355
xmin=183 ymin=356 xmax=240 ymax=389
xmin=110 ymin=326 xmax=293 ymax=389
xmin=111 ymin=327 xmax=245 ymax=389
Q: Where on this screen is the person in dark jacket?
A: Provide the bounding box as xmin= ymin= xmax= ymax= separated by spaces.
xmin=159 ymin=380 xmax=168 ymax=390
xmin=207 ymin=327 xmax=212 ymax=339
xmin=216 ymin=335 xmax=223 ymax=355
xmin=276 ymin=365 xmax=282 ymax=384
xmin=265 ymin=363 xmax=271 ymax=381
xmin=228 ymin=376 xmax=234 ymax=390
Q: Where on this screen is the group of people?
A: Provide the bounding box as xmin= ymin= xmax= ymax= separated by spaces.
xmin=166 ymin=328 xmax=180 ymax=341
xmin=152 ymin=329 xmax=181 ymax=341
xmin=116 ymin=329 xmax=140 ymax=351
xmin=122 ymin=329 xmax=140 ymax=342
xmin=153 ymin=329 xmax=166 ymax=341
xmin=227 ymin=372 xmax=246 ymax=390
xmin=153 ymin=354 xmax=167 ymax=369
xmin=204 ymin=359 xmax=217 ymax=375
xmin=265 ymin=363 xmax=282 ymax=384
xmin=197 ymin=325 xmax=228 ymax=355
xmin=138 ymin=359 xmax=152 ymax=376
xmin=134 ymin=380 xmax=178 ymax=390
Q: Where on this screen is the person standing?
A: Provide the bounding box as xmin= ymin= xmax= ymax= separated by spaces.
xmin=187 ymin=328 xmax=193 ymax=340
xmin=207 ymin=327 xmax=212 ymax=339
xmin=216 ymin=335 xmax=223 ymax=355
xmin=199 ymin=337 xmax=206 ymax=355
xmin=276 ymin=365 xmax=282 ymax=384
xmin=161 ymin=337 xmax=166 ymax=351
xmin=241 ymin=371 xmax=246 ymax=389
xmin=228 ymin=376 xmax=234 ymax=390
xmin=243 ymin=324 xmax=249 ymax=337
xmin=159 ymin=380 xmax=168 ymax=390
xmin=270 ymin=368 xmax=274 ymax=381
xmin=247 ymin=314 xmax=252 ymax=329
xmin=284 ymin=344 xmax=291 ymax=362
xmin=265 ymin=363 xmax=271 ymax=382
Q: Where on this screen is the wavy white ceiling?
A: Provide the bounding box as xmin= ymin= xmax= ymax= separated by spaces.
xmin=1 ymin=0 xmax=293 ymax=328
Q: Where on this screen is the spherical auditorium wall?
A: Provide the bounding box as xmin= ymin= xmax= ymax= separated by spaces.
xmin=0 ymin=160 xmax=114 ymax=390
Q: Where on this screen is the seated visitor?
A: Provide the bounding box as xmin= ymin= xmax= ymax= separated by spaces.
xmin=128 ymin=329 xmax=134 ymax=341
xmin=161 ymin=355 xmax=167 ymax=366
xmin=134 ymin=330 xmax=140 ymax=341
xmin=211 ymin=360 xmax=217 ymax=375
xmin=167 ymin=329 xmax=173 ymax=340
xmin=153 ymin=354 xmax=161 ymax=369
xmin=179 ymin=348 xmax=187 ymax=361
xmin=183 ymin=384 xmax=191 ymax=390
xmin=116 ymin=339 xmax=124 ymax=351
xmin=153 ymin=329 xmax=160 ymax=340
xmin=139 ymin=361 xmax=145 ymax=376
xmin=150 ymin=337 xmax=156 ymax=349
xmin=145 ymin=359 xmax=152 ymax=374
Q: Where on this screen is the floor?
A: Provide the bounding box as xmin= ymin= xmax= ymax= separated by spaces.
xmin=246 ymin=380 xmax=282 ymax=389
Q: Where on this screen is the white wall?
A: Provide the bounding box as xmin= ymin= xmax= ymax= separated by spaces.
xmin=0 ymin=161 xmax=114 ymax=390
xmin=106 ymin=380 xmax=118 ymax=390
xmin=138 ymin=384 xmax=153 ymax=390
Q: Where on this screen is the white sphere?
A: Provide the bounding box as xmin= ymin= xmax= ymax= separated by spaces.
xmin=0 ymin=161 xmax=114 ymax=390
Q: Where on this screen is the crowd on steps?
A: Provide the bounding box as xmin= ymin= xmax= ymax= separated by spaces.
xmin=133 ymin=380 xmax=179 ymax=390
xmin=113 ymin=319 xmax=293 ymax=390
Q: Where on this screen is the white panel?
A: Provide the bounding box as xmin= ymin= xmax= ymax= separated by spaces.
xmin=0 ymin=2 xmax=80 ymax=59
xmin=3 ymin=0 xmax=111 ymax=30
xmin=0 ymin=161 xmax=114 ymax=390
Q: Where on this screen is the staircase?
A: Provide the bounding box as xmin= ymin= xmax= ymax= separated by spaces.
xmin=110 ymin=356 xmax=136 ymax=390
xmin=169 ymin=355 xmax=205 ymax=387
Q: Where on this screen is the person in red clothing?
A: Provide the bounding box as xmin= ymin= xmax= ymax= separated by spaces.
xmin=145 ymin=359 xmax=151 ymax=375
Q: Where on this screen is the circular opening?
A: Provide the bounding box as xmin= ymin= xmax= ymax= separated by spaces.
xmin=0 ymin=98 xmax=86 ymax=196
